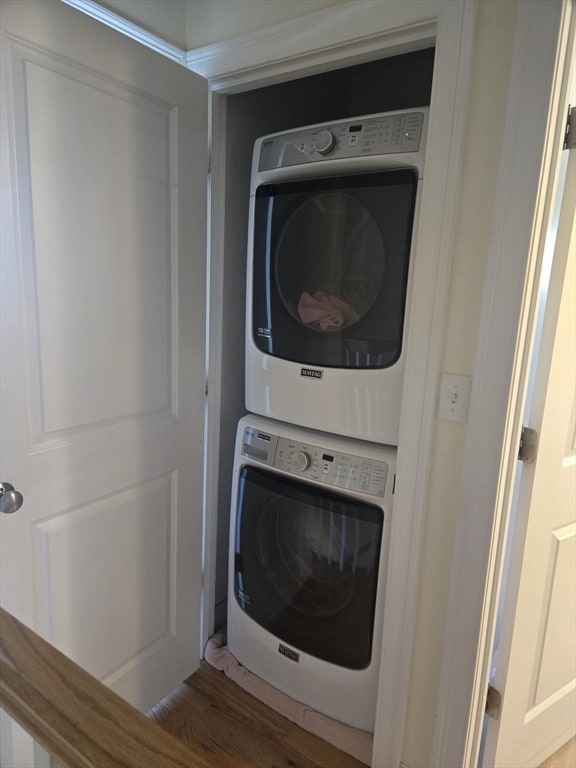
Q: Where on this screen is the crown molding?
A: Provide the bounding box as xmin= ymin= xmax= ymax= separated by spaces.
xmin=185 ymin=0 xmax=437 ymax=92
xmin=64 ymin=0 xmax=438 ymax=93
xmin=60 ymin=0 xmax=187 ymax=65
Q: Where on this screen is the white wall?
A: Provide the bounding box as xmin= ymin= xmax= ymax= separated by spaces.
xmin=184 ymin=0 xmax=345 ymax=49
xmin=401 ymin=2 xmax=518 ymax=764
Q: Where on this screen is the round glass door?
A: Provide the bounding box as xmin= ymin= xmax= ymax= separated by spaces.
xmin=234 ymin=466 xmax=385 ymax=669
xmin=252 ymin=169 xmax=418 ymax=368
xmin=275 ymin=192 xmax=386 ymax=332
xmin=255 ymin=496 xmax=360 ymax=617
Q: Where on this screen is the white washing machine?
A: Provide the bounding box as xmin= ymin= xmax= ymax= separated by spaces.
xmin=227 ymin=415 xmax=396 ymax=732
xmin=245 ymin=108 xmax=428 ymax=445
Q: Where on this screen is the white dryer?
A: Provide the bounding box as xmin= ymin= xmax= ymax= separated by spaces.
xmin=227 ymin=415 xmax=396 ymax=732
xmin=245 ymin=108 xmax=427 ymax=445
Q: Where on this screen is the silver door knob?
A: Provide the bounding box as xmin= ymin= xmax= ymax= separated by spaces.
xmin=0 ymin=483 xmax=24 ymax=514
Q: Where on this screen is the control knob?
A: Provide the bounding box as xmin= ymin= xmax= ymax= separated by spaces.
xmin=313 ymin=129 xmax=335 ymax=155
xmin=291 ymin=451 xmax=311 ymax=472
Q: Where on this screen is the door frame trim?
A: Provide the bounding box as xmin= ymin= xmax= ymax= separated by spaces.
xmin=433 ymin=2 xmax=575 ymax=766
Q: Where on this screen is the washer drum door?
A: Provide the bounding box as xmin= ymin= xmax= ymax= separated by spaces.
xmin=232 ymin=466 xmax=384 ymax=670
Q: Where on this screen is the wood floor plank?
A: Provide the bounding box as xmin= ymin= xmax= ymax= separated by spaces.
xmin=147 ymin=681 xmax=213 ymax=730
xmin=185 ymin=661 xmax=294 ymax=740
xmin=158 ymin=700 xmax=322 ymax=768
xmin=282 ymin=725 xmax=367 ymax=768
xmin=149 ymin=704 xmax=246 ymax=768
xmin=148 ymin=661 xmax=369 ymax=768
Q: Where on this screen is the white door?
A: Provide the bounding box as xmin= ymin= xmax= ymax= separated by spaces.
xmin=0 ymin=0 xmax=207 ymax=721
xmin=482 ymin=124 xmax=576 ymax=764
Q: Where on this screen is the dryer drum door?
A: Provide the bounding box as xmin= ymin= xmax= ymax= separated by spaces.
xmin=233 ymin=466 xmax=384 ymax=670
xmin=252 ymin=169 xmax=418 ymax=369
xmin=275 ymin=192 xmax=385 ymax=332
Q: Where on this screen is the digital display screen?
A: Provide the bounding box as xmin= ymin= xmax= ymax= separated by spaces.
xmin=243 ymin=444 xmax=268 ymax=461
xmin=322 ymin=454 xmax=334 ymax=462
xmin=349 ymin=125 xmax=362 ymax=133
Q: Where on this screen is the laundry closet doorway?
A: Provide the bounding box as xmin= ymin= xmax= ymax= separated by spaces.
xmin=200 ymin=5 xmax=477 ymax=766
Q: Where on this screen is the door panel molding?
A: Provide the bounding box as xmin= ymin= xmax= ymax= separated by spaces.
xmin=0 ymin=9 xmax=208 ymax=768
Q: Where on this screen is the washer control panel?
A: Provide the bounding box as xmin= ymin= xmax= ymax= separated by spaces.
xmin=258 ymin=111 xmax=424 ymax=171
xmin=240 ymin=426 xmax=389 ymax=498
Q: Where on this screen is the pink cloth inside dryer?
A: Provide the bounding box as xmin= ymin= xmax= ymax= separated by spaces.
xmin=298 ymin=291 xmax=353 ymax=329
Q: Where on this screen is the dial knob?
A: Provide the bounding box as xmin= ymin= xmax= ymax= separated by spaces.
xmin=291 ymin=451 xmax=311 ymax=472
xmin=313 ymin=129 xmax=335 ymax=154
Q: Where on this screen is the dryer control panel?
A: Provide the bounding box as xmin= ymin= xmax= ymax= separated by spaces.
xmin=258 ymin=110 xmax=424 ymax=171
xmin=240 ymin=426 xmax=389 ymax=498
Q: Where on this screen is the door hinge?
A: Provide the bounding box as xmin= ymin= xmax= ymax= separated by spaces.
xmin=563 ymin=104 xmax=575 ymax=150
xmin=485 ymin=684 xmax=502 ymax=720
xmin=518 ymin=426 xmax=539 ymax=464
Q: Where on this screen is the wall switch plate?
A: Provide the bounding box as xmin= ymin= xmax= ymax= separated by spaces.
xmin=438 ymin=372 xmax=472 ymax=423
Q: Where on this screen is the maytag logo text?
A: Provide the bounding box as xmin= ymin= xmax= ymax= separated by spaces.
xmin=300 ymin=367 xmax=323 ymax=379
xmin=278 ymin=644 xmax=300 ymax=662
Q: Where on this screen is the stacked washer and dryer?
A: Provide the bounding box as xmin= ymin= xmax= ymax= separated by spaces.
xmin=227 ymin=109 xmax=428 ymax=732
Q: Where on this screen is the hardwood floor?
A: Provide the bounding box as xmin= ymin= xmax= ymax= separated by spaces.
xmin=147 ymin=661 xmax=367 ymax=768
xmin=147 ymin=662 xmax=573 ymax=768
xmin=538 ymin=737 xmax=576 ymax=768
